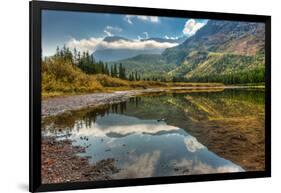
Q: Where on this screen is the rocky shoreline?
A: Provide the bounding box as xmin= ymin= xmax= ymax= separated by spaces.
xmin=42 ymin=87 xmax=227 ymax=117
xmin=41 ymin=137 xmax=119 ymax=184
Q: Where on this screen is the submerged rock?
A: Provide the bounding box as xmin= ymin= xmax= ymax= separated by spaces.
xmin=41 ymin=137 xmax=118 ymax=184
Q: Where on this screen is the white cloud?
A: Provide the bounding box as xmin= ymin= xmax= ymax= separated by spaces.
xmin=99 ymin=39 xmax=178 ymax=50
xmin=124 ymin=15 xmax=133 ymax=24
xmin=137 ymin=16 xmax=159 ymax=23
xmin=124 ymin=15 xmax=160 ymax=24
xmin=66 ymin=37 xmax=178 ymax=53
xmin=103 ymin=25 xmax=122 ymax=36
xmin=182 ymin=19 xmax=206 ymax=37
xmin=164 ymin=35 xmax=179 ymax=40
xmin=66 ymin=37 xmax=103 ymax=53
xmin=105 ymin=25 xmax=122 ymax=32
xmin=103 ymin=30 xmax=113 ymax=37
xmin=143 ymin=32 xmax=149 ymax=39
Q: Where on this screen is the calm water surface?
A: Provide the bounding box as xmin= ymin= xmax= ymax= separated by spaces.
xmin=43 ymin=89 xmax=265 ymax=178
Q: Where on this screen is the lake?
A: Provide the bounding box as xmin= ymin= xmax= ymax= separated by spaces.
xmin=42 ymin=88 xmax=265 ymax=179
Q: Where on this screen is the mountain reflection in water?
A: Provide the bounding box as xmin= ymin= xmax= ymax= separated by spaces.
xmin=43 ymin=98 xmax=246 ymax=179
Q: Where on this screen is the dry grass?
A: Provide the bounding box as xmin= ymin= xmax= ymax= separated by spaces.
xmin=42 ymin=58 xmax=103 ymax=94
xmin=42 ymin=57 xmax=224 ymax=98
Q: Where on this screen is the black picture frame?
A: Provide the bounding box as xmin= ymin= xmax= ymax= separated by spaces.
xmin=29 ymin=1 xmax=271 ymax=192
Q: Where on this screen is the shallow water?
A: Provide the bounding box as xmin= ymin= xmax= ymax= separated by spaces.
xmin=42 ymin=88 xmax=265 ymax=178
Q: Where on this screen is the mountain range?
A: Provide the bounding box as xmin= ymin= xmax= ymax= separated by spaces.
xmin=101 ymin=20 xmax=265 ymax=83
xmin=92 ymin=36 xmax=186 ymax=62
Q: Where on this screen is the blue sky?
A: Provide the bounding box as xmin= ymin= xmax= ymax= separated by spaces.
xmin=42 ymin=10 xmax=208 ymax=56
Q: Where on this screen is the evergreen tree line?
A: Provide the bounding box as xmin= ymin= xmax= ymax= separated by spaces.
xmin=128 ymin=71 xmax=141 ymax=81
xmin=53 ymin=46 xmax=134 ymax=80
xmin=50 ymin=46 xmax=264 ymax=84
xmin=173 ymin=67 xmax=265 ymax=84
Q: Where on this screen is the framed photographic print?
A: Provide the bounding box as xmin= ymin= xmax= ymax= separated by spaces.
xmin=30 ymin=1 xmax=271 ymax=192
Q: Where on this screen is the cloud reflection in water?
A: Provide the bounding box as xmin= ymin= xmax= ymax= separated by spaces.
xmin=48 ymin=113 xmax=244 ymax=178
xmin=113 ymin=151 xmax=161 ymax=179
